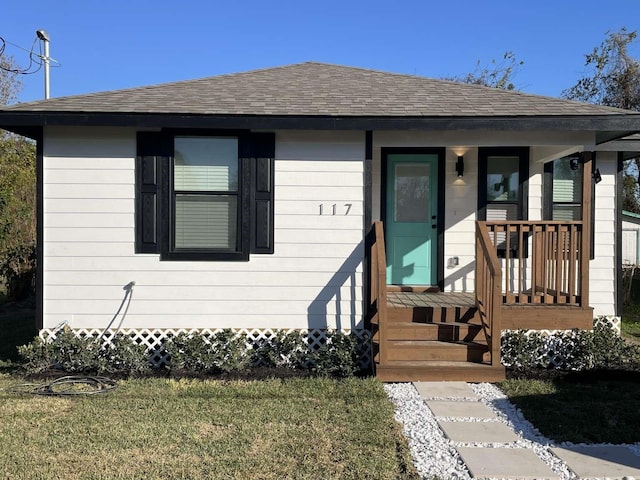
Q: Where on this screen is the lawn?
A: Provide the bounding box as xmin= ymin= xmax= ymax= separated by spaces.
xmin=0 ymin=299 xmax=420 ymax=478
xmin=622 ymin=301 xmax=640 ymax=344
xmin=0 ymin=375 xmax=418 ymax=480
xmin=499 ymin=371 xmax=640 ymax=444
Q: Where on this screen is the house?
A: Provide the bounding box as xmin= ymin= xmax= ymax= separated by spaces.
xmin=1 ymin=62 xmax=639 ymax=381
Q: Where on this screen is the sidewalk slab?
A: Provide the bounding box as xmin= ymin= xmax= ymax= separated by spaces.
xmin=425 ymin=400 xmax=496 ymax=419
xmin=551 ymin=445 xmax=640 ymax=479
xmin=439 ymin=420 xmax=519 ymax=443
xmin=457 ymin=447 xmax=559 ymax=479
xmin=413 ymin=381 xmax=479 ymax=399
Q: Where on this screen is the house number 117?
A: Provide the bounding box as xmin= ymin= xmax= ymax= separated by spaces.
xmin=319 ymin=203 xmax=352 ymax=215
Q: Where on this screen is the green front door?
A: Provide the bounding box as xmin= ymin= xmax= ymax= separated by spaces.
xmin=385 ymin=154 xmax=438 ymax=285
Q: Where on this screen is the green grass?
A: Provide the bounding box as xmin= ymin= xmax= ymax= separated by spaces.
xmin=622 ymin=301 xmax=640 ymax=344
xmin=0 ymin=376 xmax=418 ymax=479
xmin=499 ymin=373 xmax=640 ymax=444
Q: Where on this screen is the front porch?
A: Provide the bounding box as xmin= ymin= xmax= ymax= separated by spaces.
xmin=368 ymin=218 xmax=594 ymax=382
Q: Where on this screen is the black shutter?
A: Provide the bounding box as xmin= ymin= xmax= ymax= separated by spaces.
xmin=135 ymin=132 xmax=168 ymax=254
xmin=249 ymin=133 xmax=275 ymax=254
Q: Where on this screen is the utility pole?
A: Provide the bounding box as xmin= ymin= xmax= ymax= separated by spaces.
xmin=36 ymin=29 xmax=50 ymax=99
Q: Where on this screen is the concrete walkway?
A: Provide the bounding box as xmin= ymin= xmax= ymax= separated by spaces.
xmin=414 ymin=381 xmax=640 ymax=480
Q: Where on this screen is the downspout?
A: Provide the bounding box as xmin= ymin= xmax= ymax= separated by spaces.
xmin=363 ymin=130 xmax=373 ymax=326
xmin=36 ymin=128 xmax=44 ymax=330
xmin=616 ymin=152 xmax=624 ymax=317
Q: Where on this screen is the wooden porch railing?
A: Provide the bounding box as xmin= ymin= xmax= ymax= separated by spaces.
xmin=481 ymin=221 xmax=587 ymax=307
xmin=475 ymin=222 xmax=503 ymax=367
xmin=368 ymin=221 xmax=388 ymax=365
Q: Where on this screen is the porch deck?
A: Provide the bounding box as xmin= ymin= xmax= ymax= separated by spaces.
xmin=388 ymin=292 xmax=476 ymax=308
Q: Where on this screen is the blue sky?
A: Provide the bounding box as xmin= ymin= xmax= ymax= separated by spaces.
xmin=2 ymin=0 xmax=639 ymax=104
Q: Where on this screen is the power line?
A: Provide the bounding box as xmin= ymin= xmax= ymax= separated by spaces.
xmin=0 ymin=33 xmax=60 ymax=76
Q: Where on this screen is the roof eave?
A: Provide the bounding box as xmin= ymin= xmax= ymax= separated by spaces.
xmin=2 ymin=111 xmax=640 ymax=135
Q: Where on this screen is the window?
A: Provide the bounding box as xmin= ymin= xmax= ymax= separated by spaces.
xmin=135 ymin=130 xmax=275 ymax=261
xmin=173 ymin=137 xmax=239 ymax=250
xmin=478 ymin=147 xmax=529 ymax=257
xmin=544 ymin=156 xmax=582 ymax=221
xmin=478 ymin=147 xmax=529 ymax=221
xmin=543 ymin=154 xmax=595 ymax=259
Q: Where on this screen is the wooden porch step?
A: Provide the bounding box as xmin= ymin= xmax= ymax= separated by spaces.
xmin=376 ymin=360 xmax=506 ymax=382
xmin=386 ymin=321 xmax=483 ymax=342
xmin=387 ymin=306 xmax=478 ymax=323
xmin=384 ymin=340 xmax=488 ymax=363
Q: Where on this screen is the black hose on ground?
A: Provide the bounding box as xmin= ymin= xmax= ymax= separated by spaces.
xmin=4 ymin=376 xmax=117 ymax=396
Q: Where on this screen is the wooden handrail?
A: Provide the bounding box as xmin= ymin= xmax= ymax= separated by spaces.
xmin=483 ymin=220 xmax=586 ymax=307
xmin=368 ymin=221 xmax=388 ymax=366
xmin=479 ymin=220 xmax=583 ymax=226
xmin=476 ymin=222 xmax=502 ymax=277
xmin=475 ymin=221 xmax=503 ymax=367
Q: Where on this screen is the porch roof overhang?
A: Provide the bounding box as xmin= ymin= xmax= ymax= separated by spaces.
xmin=592 ymin=133 xmax=640 ymax=158
xmin=1 ymin=111 xmax=639 ymax=144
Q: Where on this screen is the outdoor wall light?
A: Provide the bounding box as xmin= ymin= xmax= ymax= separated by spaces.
xmin=456 ymin=156 xmax=464 ymax=177
xmin=592 ymin=168 xmax=602 ymax=184
xmin=569 ymin=157 xmax=580 ymax=171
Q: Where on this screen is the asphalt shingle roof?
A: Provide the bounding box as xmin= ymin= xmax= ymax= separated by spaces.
xmin=3 ymin=62 xmax=633 ymax=118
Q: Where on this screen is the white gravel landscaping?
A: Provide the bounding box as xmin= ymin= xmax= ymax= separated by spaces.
xmin=470 ymin=382 xmax=576 ymax=479
xmin=385 ymin=382 xmax=471 ymax=480
xmin=384 ymin=382 xmax=577 ymax=480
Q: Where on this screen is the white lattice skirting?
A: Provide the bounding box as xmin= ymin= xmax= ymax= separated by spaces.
xmin=39 ymin=327 xmax=372 ymax=369
xmin=593 ymin=315 xmax=622 ymax=333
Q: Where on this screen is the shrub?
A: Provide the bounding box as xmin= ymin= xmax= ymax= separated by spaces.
xmin=575 ymin=325 xmax=640 ymax=370
xmin=167 ymin=333 xmax=215 ymax=372
xmin=18 ymin=329 xmax=150 ymax=375
xmin=0 ymin=244 xmax=35 ymax=301
xmin=19 ymin=328 xmax=371 ymax=378
xmin=98 ymin=334 xmax=151 ymax=375
xmin=251 ymin=331 xmax=308 ymax=368
xmin=18 ymin=328 xmax=100 ymax=373
xmin=311 ymin=332 xmax=366 ymax=378
xmin=209 ymin=329 xmax=251 ymax=373
xmin=501 ymin=325 xmax=640 ymax=372
xmin=501 ymin=330 xmax=547 ymax=370
xmin=17 ymin=336 xmax=54 ymax=373
xmin=167 ymin=330 xmax=250 ymax=374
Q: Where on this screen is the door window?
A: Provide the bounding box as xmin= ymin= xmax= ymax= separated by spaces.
xmin=394 ymin=163 xmax=430 ymax=222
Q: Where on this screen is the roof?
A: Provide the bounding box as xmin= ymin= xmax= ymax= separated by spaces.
xmin=2 ymin=62 xmax=633 ymax=117
xmin=1 ymin=62 xmax=640 ymax=138
xmin=623 ymin=210 xmax=640 ymax=223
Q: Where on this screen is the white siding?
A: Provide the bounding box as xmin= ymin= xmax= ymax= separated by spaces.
xmin=43 ymin=125 xmax=620 ymax=330
xmin=443 ymin=149 xmax=477 ymax=292
xmin=590 ymin=153 xmax=617 ymax=316
xmin=43 ymin=127 xmax=364 ymax=330
xmin=527 ymin=160 xmax=543 ymax=221
xmin=622 ymin=219 xmax=640 ymax=265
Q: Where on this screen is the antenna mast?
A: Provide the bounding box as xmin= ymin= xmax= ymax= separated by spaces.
xmin=36 ymin=29 xmax=50 ymax=99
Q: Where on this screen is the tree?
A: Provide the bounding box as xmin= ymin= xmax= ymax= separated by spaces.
xmin=0 ymin=55 xmax=22 ymax=105
xmin=562 ymin=28 xmax=640 ymax=213
xmin=0 ymin=54 xmax=36 ymax=300
xmin=446 ymin=51 xmax=524 ymax=91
